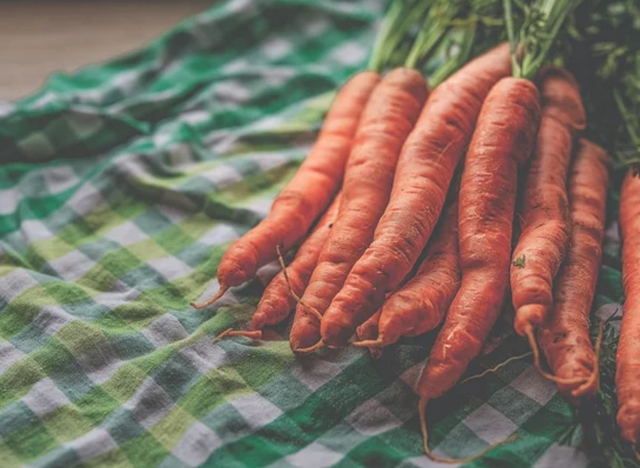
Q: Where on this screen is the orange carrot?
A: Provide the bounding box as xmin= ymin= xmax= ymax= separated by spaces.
xmin=354 ymin=198 xmax=460 ymax=349
xmin=417 ymin=78 xmax=540 ymax=455
xmin=246 ymin=194 xmax=340 ymax=336
xmin=355 ymin=285 xmax=408 ymax=358
xmin=511 ymin=67 xmax=586 ymax=358
xmin=617 ymin=168 xmax=640 ymax=448
xmin=192 ymin=72 xmax=380 ymax=308
xmin=537 ymin=140 xmax=608 ymax=403
xmin=320 ymin=43 xmax=512 ymax=347
xmin=290 ymin=67 xmax=429 ymax=352
xmin=415 ymin=1 xmax=580 ymax=461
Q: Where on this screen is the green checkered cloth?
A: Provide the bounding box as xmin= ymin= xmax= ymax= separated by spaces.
xmin=0 ymin=1 xmax=623 ymax=467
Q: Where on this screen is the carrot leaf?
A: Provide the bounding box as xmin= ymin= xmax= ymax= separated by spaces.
xmin=368 ymin=0 xmax=433 ymax=73
xmin=563 ymin=0 xmax=640 ymax=169
xmin=504 ymin=0 xmax=583 ymax=80
xmin=405 ymin=0 xmax=504 ymax=84
xmin=404 ymin=0 xmax=464 ymax=70
xmin=512 ymin=255 xmax=526 ymax=268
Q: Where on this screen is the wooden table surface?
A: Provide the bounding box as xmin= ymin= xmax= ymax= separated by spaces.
xmin=0 ymin=0 xmax=211 ymax=101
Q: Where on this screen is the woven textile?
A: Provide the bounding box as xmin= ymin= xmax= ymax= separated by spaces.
xmin=0 ymin=1 xmax=621 ymax=467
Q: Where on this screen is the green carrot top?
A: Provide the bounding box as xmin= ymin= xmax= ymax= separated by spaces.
xmin=565 ymin=0 xmax=640 ymax=169
xmin=504 ymin=0 xmax=583 ymax=80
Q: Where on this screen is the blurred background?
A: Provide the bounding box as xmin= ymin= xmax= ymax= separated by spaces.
xmin=0 ymin=0 xmax=211 ymax=101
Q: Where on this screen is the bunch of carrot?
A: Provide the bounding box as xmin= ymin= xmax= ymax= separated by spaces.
xmin=190 ymin=0 xmax=640 ymax=462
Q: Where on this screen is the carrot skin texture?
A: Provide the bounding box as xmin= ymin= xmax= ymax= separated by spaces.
xmin=418 ymin=77 xmax=541 ymax=400
xmin=251 ymin=194 xmax=340 ymax=332
xmin=291 ymin=68 xmax=429 ymax=351
xmin=360 ymin=200 xmax=460 ymax=346
xmin=511 ymin=67 xmax=586 ymax=335
xmin=321 ymin=43 xmax=512 ymax=347
xmin=617 ymin=169 xmax=640 ymax=445
xmin=538 ymin=140 xmax=608 ymax=404
xmin=213 ymin=72 xmax=380 ymax=290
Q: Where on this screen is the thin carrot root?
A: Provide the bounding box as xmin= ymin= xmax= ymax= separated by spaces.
xmin=460 ymin=352 xmax=533 ymax=384
xmin=352 ymin=339 xmax=384 ymax=348
xmin=276 ymin=245 xmax=325 ymax=354
xmin=211 ymin=328 xmax=232 ymax=344
xmin=571 ymin=321 xmax=604 ymax=398
xmin=294 ymin=340 xmax=324 ymax=354
xmin=419 ymin=396 xmax=518 ymax=464
xmin=191 ymin=286 xmax=228 ymax=310
xmin=228 ymin=330 xmax=263 ymax=339
xmin=325 ymin=343 xmax=349 ymax=350
xmin=276 ymin=246 xmax=323 ymax=322
xmin=526 ymin=327 xmax=587 ymax=385
xmin=352 ymin=337 xmax=383 ymax=358
xmin=211 ymin=328 xmax=263 ymax=345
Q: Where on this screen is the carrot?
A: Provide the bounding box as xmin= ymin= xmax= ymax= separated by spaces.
xmin=246 ymin=194 xmax=340 ymax=335
xmin=617 ymin=168 xmax=640 ymax=448
xmin=354 ymin=198 xmax=460 ymax=349
xmin=218 ymin=194 xmax=341 ymax=343
xmin=355 ymin=282 xmax=410 ymax=358
xmin=290 ymin=67 xmax=429 ymax=352
xmin=191 ymin=72 xmax=380 ymax=308
xmin=537 ymin=139 xmax=608 ymax=403
xmin=510 ymin=68 xmax=586 ymax=378
xmin=320 ymin=43 xmax=512 ymax=347
xmin=417 ymin=77 xmax=540 ymax=463
xmin=354 ymin=281 xmax=421 ymax=358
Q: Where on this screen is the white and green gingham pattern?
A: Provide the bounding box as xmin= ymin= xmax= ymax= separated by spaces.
xmin=0 ymin=1 xmax=622 ymax=467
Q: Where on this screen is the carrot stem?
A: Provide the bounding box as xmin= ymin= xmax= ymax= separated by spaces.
xmin=427 ymin=22 xmax=477 ymax=87
xmin=405 ymin=13 xmax=449 ymax=70
xmin=503 ymin=0 xmax=521 ymax=76
xmin=369 ymin=0 xmax=432 ymax=72
xmin=504 ymin=0 xmax=582 ymax=80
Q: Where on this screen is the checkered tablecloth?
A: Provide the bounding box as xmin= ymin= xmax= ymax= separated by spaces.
xmin=0 ymin=1 xmax=623 ymax=467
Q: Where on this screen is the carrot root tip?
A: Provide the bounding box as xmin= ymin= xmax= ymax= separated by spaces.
xmin=352 ymin=339 xmax=384 ymax=348
xmin=228 ymin=330 xmax=263 ymax=340
xmin=293 ymin=340 xmax=325 ymax=354
xmin=460 ymin=351 xmax=533 ymax=385
xmin=191 ymin=286 xmax=228 ymax=310
xmin=419 ymin=396 xmax=516 ymax=464
xmin=211 ymin=328 xmax=234 ymax=345
xmin=526 ymin=327 xmax=588 ymax=386
xmin=570 ymin=321 xmax=604 ymax=398
xmin=212 ymin=328 xmax=262 ymax=345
